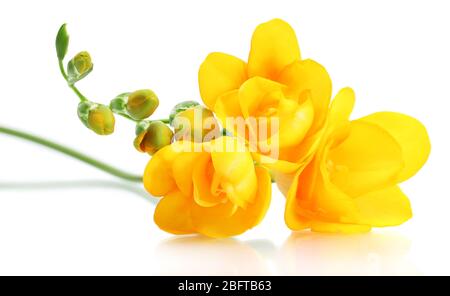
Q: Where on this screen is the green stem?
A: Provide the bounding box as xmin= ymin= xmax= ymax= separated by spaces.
xmin=117 ymin=112 xmax=138 ymax=122
xmin=59 ymin=59 xmax=88 ymax=102
xmin=58 ymin=59 xmax=68 ymax=80
xmin=0 ymin=126 xmax=143 ymax=183
xmin=58 ymin=59 xmax=170 ymax=126
xmin=158 ymin=119 xmax=170 ymax=124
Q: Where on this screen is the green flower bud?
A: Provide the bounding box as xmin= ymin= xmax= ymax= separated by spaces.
xmin=169 ymin=101 xmax=200 ymax=124
xmin=56 ymin=24 xmax=69 ymax=61
xmin=134 ymin=121 xmax=173 ymax=155
xmin=172 ymin=105 xmax=220 ymax=142
xmin=78 ymin=102 xmax=115 ymax=136
xmin=67 ymin=51 xmax=93 ymax=85
xmin=126 ymin=90 xmax=159 ymax=121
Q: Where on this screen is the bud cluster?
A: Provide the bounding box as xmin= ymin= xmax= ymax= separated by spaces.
xmin=56 ymin=23 xmax=222 ymax=156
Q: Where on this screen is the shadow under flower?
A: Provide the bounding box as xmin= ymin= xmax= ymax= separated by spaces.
xmin=154 ymin=236 xmax=276 ymax=276
xmin=0 ymin=180 xmax=157 ymax=204
xmin=278 ymin=231 xmax=419 ymax=276
xmin=0 ymin=181 xmax=419 ymax=276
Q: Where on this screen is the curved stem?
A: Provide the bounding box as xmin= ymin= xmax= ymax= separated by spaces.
xmin=0 ymin=126 xmax=143 ymax=183
xmin=58 ymin=59 xmax=68 ymax=81
xmin=59 ymin=60 xmax=88 ymax=102
xmin=58 ymin=59 xmax=170 ymax=126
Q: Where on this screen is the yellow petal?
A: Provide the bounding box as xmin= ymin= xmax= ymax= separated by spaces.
xmin=238 ymin=77 xmax=313 ymax=148
xmin=253 ymin=152 xmax=304 ymax=174
xmin=199 ymin=52 xmax=247 ymax=110
xmin=214 ymin=90 xmax=243 ymax=127
xmin=248 ymin=19 xmax=301 ymax=79
xmin=192 ymin=153 xmax=227 ymax=207
xmin=315 ymin=168 xmax=361 ymax=222
xmin=191 ymin=166 xmax=271 ymax=238
xmin=143 ymin=145 xmax=179 ymax=197
xmin=172 ymin=152 xmax=202 ymax=197
xmin=238 ymin=77 xmax=286 ymax=118
xmin=191 ymin=201 xmax=241 ymax=238
xmin=154 ymin=190 xmax=195 ymax=235
xmin=278 ymin=59 xmax=332 ymax=134
xmin=328 ymin=121 xmax=404 ymax=197
xmin=284 ymin=166 xmax=369 ymax=233
xmin=277 ymin=96 xmax=314 ymax=148
xmin=273 ymin=126 xmax=326 ymax=171
xmin=328 ymin=87 xmax=355 ymax=128
xmin=358 ymin=112 xmax=431 ymax=182
xmin=238 ymin=77 xmax=285 ymax=144
xmin=284 ymin=169 xmax=311 ymax=231
xmin=355 ymin=186 xmax=412 ymax=227
xmin=210 ymin=137 xmax=257 ymax=208
xmin=246 ymin=166 xmax=272 ymax=226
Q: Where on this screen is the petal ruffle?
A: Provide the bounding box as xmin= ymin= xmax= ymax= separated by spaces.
xmin=238 ymin=77 xmax=285 ymax=118
xmin=199 ymin=52 xmax=247 ymax=109
xmin=191 ymin=166 xmax=271 ymax=238
xmin=278 ymin=59 xmax=332 ymax=134
xmin=239 ymin=77 xmax=313 ymax=148
xmin=210 ymin=137 xmax=257 ymax=208
xmin=277 ymin=95 xmax=314 ymax=148
xmin=358 ymin=112 xmax=431 ymax=182
xmin=248 ymin=19 xmax=301 ymax=79
xmin=172 ymin=152 xmax=202 ymax=197
xmin=192 ymin=153 xmax=227 ymax=207
xmin=214 ymin=90 xmax=244 ymax=128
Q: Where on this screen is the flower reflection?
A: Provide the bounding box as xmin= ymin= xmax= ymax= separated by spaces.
xmin=279 ymin=232 xmax=419 ymax=275
xmin=154 ymin=237 xmax=273 ymax=275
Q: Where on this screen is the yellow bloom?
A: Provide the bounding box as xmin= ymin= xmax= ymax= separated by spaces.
xmin=143 ymin=137 xmax=272 ymax=238
xmin=198 ymin=19 xmax=332 ymax=173
xmin=281 ymin=88 xmax=431 ymax=233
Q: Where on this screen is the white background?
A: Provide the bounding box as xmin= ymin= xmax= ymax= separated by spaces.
xmin=0 ymin=0 xmax=449 ymax=275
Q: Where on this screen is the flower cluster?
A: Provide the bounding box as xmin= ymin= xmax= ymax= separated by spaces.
xmin=145 ymin=19 xmax=430 ymax=237
xmin=57 ymin=19 xmax=430 ymax=238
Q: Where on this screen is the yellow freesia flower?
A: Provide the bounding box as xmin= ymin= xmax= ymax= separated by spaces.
xmin=280 ymin=88 xmax=431 ymax=233
xmin=199 ymin=19 xmax=332 ymax=173
xmin=143 ymin=137 xmax=272 ymax=238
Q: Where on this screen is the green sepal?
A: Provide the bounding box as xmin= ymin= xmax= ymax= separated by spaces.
xmin=169 ymin=101 xmax=199 ymax=125
xmin=77 ymin=101 xmax=96 ymax=128
xmin=110 ymin=93 xmax=131 ymax=116
xmin=135 ymin=120 xmax=151 ymax=136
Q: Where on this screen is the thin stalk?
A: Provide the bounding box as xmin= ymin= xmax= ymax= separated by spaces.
xmin=0 ymin=126 xmax=143 ymax=183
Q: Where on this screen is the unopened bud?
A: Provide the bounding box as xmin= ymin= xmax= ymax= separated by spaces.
xmin=169 ymin=101 xmax=199 ymax=124
xmin=67 ymin=51 xmax=93 ymax=85
xmin=134 ymin=121 xmax=173 ymax=155
xmin=56 ymin=24 xmax=69 ymax=61
xmin=78 ymin=102 xmax=115 ymax=136
xmin=126 ymin=89 xmax=159 ymax=121
xmin=172 ymin=105 xmax=220 ymax=142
